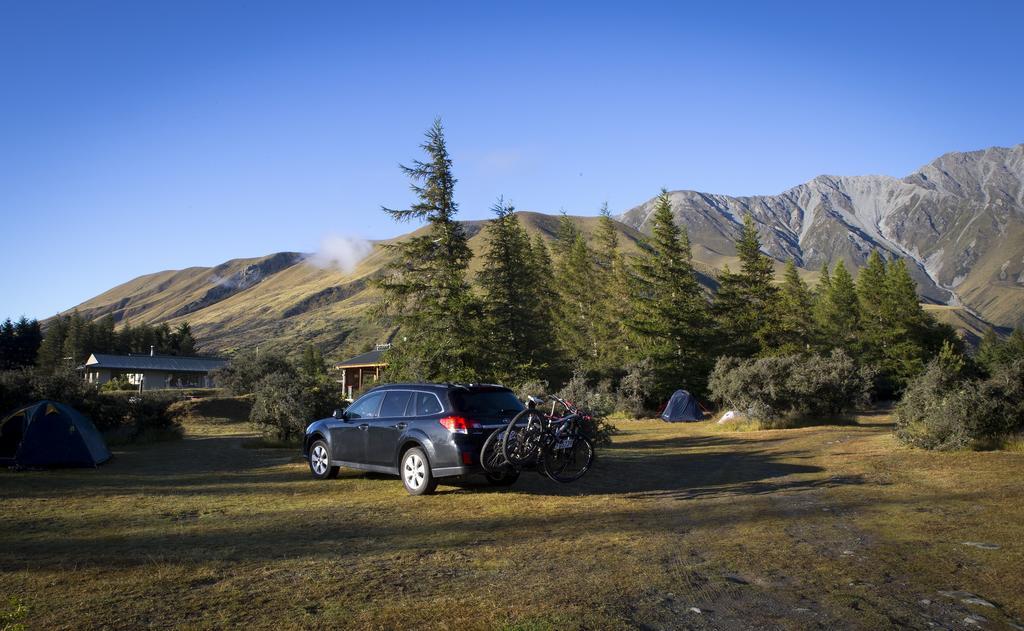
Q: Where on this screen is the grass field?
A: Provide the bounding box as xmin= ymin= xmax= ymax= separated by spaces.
xmin=2 ymin=410 xmax=1023 ymax=630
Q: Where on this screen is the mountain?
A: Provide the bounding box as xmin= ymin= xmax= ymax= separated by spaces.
xmin=61 ymin=145 xmax=1022 ymax=359
xmin=619 ymin=144 xmax=1024 ymax=328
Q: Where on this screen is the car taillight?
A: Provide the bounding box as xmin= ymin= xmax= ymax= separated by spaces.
xmin=439 ymin=416 xmax=481 ymax=433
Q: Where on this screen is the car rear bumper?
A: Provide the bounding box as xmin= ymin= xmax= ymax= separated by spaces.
xmin=433 ymin=464 xmax=480 ymax=477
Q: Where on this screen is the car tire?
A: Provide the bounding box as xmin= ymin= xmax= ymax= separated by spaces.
xmin=401 ymin=447 xmax=437 ymax=496
xmin=485 ymin=469 xmax=519 ymax=487
xmin=308 ymin=440 xmax=339 ymax=480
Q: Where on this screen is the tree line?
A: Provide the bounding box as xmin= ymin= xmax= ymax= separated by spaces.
xmin=31 ymin=313 xmax=198 ymax=374
xmin=0 ymin=317 xmax=43 ymax=370
xmin=375 ymin=120 xmax=996 ymax=410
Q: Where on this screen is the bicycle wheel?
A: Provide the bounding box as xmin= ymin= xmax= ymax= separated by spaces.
xmin=541 ymin=434 xmax=594 ymax=483
xmin=502 ymin=408 xmax=545 ymax=467
xmin=480 ymin=428 xmax=510 ymax=473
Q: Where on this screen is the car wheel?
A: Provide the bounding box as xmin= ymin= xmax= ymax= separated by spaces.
xmin=309 ymin=440 xmax=339 ymax=480
xmin=485 ymin=469 xmax=520 ymax=487
xmin=401 ymin=447 xmax=437 ymax=495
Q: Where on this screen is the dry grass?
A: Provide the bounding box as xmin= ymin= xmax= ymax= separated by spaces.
xmin=2 ymin=412 xmax=1022 ymax=629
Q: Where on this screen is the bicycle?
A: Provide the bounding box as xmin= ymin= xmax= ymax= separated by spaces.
xmin=481 ymin=394 xmax=595 ymax=483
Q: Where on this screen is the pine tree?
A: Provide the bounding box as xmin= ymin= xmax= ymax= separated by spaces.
xmin=172 ymin=322 xmax=197 ymax=355
xmin=629 ymin=189 xmax=711 ymax=396
xmin=766 ymin=260 xmax=814 ymax=355
xmin=478 ymin=198 xmax=551 ymax=383
xmin=554 ymin=221 xmax=599 ymax=367
xmin=819 ymin=260 xmax=860 ymax=350
xmin=594 ymin=203 xmax=619 ymax=273
xmin=92 ymin=315 xmax=116 ymax=354
xmin=376 ymin=119 xmax=481 ymax=382
xmin=12 ymin=317 xmax=42 ymax=367
xmin=36 ymin=315 xmax=68 ymax=373
xmin=976 ymin=327 xmax=1005 ymax=372
xmin=1005 ymin=327 xmax=1024 ymax=363
xmin=855 ymin=251 xmax=889 ymax=364
xmin=811 ymin=263 xmax=833 ymax=348
xmin=591 ymin=203 xmax=632 ymax=374
xmin=0 ymin=319 xmax=14 ymax=370
xmin=875 ymin=258 xmax=935 ymax=390
xmin=713 ymin=214 xmax=778 ymax=357
xmin=300 ymin=343 xmax=326 ymax=377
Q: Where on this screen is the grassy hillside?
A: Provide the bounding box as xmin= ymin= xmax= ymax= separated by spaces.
xmin=59 ymin=211 xmax=1002 ymax=361
xmin=63 ymin=214 xmax=658 ymax=361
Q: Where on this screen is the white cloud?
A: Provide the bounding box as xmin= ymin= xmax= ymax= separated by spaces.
xmin=310 ymin=235 xmax=373 ymax=272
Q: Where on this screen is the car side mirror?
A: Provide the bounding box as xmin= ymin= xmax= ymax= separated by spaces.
xmin=333 ymin=409 xmax=345 ymax=420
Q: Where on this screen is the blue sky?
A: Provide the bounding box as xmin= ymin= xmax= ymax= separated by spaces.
xmin=2 ymin=0 xmax=1022 ymax=319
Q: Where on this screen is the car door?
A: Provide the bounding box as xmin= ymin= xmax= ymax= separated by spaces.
xmin=330 ymin=391 xmax=383 ymax=464
xmin=366 ymin=390 xmax=413 ymax=467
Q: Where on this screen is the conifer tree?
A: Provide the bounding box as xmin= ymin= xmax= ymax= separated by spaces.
xmin=36 ymin=314 xmax=68 ymax=373
xmin=713 ymin=214 xmax=778 ymax=357
xmin=855 ymin=251 xmax=889 ymax=364
xmin=594 ymin=203 xmax=619 ymax=273
xmin=376 ymin=119 xmax=481 ymax=381
xmin=765 ymin=260 xmax=814 ymax=355
xmin=526 ymin=234 xmax=561 ymax=377
xmin=872 ymin=259 xmax=937 ymax=391
xmin=170 ymin=322 xmax=197 ymax=355
xmin=629 ymin=189 xmax=711 ymax=396
xmin=554 ymin=220 xmax=599 ymax=367
xmin=976 ymin=327 xmax=1005 ymax=372
xmin=591 ymin=203 xmax=632 ymax=374
xmin=300 ymin=343 xmax=326 ymax=377
xmin=478 ymin=198 xmax=552 ymax=383
xmin=811 ymin=263 xmax=833 ymax=348
xmin=818 ymin=260 xmax=860 ymax=350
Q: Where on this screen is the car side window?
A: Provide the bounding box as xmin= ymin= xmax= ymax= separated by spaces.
xmin=380 ymin=391 xmax=413 ymax=418
xmin=346 ymin=392 xmax=384 ymax=419
xmin=415 ymin=392 xmax=443 ymax=416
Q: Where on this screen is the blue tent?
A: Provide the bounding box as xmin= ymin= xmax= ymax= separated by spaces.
xmin=0 ymin=401 xmax=111 ymax=468
xmin=661 ymin=390 xmax=703 ymax=422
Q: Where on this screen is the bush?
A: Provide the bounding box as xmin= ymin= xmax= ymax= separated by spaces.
xmin=512 ymin=379 xmax=549 ymax=402
xmin=0 ymin=367 xmax=184 ymax=441
xmin=896 ymin=358 xmax=1024 ymax=450
xmin=708 ymin=350 xmax=873 ymax=422
xmin=555 ymin=370 xmax=618 ymax=447
xmin=251 ymin=372 xmax=344 ymax=443
xmin=213 ymin=350 xmax=294 ymax=395
xmin=616 ymin=358 xmax=654 ymax=418
xmin=100 ymin=374 xmax=135 ymax=392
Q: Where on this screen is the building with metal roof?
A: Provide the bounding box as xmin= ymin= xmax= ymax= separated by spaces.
xmin=84 ymin=353 xmax=228 ymax=390
xmin=332 ymin=344 xmax=390 ymax=399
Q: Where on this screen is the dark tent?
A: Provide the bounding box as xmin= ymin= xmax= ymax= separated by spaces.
xmin=0 ymin=401 xmax=111 ymax=468
xmin=661 ymin=390 xmax=703 ymax=422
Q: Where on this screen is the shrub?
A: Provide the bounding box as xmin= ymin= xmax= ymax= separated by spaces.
xmin=555 ymin=370 xmax=618 ymax=447
xmin=213 ymin=350 xmax=294 ymax=395
xmin=251 ymin=372 xmax=344 ymax=443
xmin=896 ymin=358 xmax=1024 ymax=450
xmin=708 ymin=350 xmax=873 ymax=422
xmin=0 ymin=367 xmax=183 ymax=441
xmin=616 ymin=358 xmax=654 ymax=418
xmin=100 ymin=374 xmax=135 ymax=391
xmin=512 ymin=379 xmax=549 ymax=403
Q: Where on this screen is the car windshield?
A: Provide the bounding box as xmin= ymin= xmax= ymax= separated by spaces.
xmin=450 ymin=390 xmax=524 ymax=417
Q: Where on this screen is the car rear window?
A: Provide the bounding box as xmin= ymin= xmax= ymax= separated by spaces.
xmin=415 ymin=392 xmax=443 ymax=416
xmin=450 ymin=390 xmax=524 ymax=417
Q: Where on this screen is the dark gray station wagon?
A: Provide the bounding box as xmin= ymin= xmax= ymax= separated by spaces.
xmin=303 ymin=383 xmax=525 ymax=495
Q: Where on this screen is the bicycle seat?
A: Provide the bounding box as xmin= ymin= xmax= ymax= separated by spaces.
xmin=527 ymin=395 xmax=545 ymax=406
